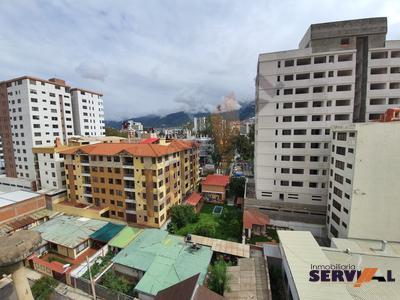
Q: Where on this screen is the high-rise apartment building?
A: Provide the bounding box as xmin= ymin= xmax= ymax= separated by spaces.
xmin=253 ymin=17 xmax=400 ymax=218
xmin=71 ymin=88 xmax=105 ymax=136
xmin=0 ymin=76 xmax=105 ymax=183
xmin=327 ymin=116 xmax=400 ymax=241
xmin=0 ymin=136 xmax=4 ymax=174
xmin=61 ymin=140 xmax=200 ymax=228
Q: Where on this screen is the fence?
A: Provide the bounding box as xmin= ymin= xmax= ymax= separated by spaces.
xmin=70 ymin=244 xmax=109 ymax=278
xmin=73 ymin=276 xmax=135 ymax=300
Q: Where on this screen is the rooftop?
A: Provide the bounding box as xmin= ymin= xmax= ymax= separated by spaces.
xmin=32 ymin=215 xmax=107 ymax=249
xmin=112 ymin=229 xmax=213 ymax=296
xmin=89 ymin=222 xmax=124 ymax=243
xmin=243 ymin=209 xmax=269 ymax=230
xmin=190 ymin=234 xmax=250 ymax=258
xmin=184 ymin=192 xmax=202 ymax=206
xmin=108 ymin=226 xmax=143 ymax=249
xmin=60 ymin=139 xmax=198 ymax=157
xmin=140 ymin=137 xmax=160 ymax=144
xmin=0 ymin=190 xmax=40 ymax=208
xmin=278 ymin=230 xmax=400 ymax=300
xmin=202 ymin=175 xmax=230 ymax=187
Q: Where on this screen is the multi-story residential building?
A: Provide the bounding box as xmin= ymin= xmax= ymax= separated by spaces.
xmin=193 ymin=116 xmax=207 ymax=133
xmin=253 ymin=17 xmax=400 ymax=220
xmin=240 ymin=117 xmax=255 ymax=136
xmin=327 ymin=116 xmax=400 ymax=241
xmin=70 ymin=88 xmax=105 ymax=136
xmin=0 ymin=76 xmax=105 ymax=183
xmin=0 ymin=77 xmax=75 ymax=181
xmin=0 ymin=136 xmax=4 ymax=174
xmin=61 ymin=140 xmax=200 ymax=228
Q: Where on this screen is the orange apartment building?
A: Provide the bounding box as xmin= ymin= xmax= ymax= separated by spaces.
xmin=60 ymin=140 xmax=200 ymax=228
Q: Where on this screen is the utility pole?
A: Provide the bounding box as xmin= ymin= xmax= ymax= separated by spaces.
xmin=86 ymin=256 xmax=96 ymax=299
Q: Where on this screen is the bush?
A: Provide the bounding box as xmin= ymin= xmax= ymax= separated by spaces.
xmin=170 ymin=205 xmax=198 ymax=229
xmin=167 ymin=222 xmax=178 ymax=234
xmin=193 ymin=223 xmax=216 ymax=237
xmin=207 ymin=259 xmax=231 ymax=295
xmin=31 ymin=276 xmax=58 ymax=300
xmin=101 ymin=270 xmax=134 ymax=295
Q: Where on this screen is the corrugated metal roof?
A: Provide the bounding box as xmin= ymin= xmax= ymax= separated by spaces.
xmin=331 ymin=238 xmax=400 ymax=257
xmin=90 ymin=222 xmax=124 ymax=243
xmin=113 ymin=229 xmax=213 ymax=296
xmin=33 ymin=215 xmax=107 ymax=248
xmin=108 ymin=226 xmax=143 ymax=249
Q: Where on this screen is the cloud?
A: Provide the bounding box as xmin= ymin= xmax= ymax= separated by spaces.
xmin=0 ymin=0 xmax=399 ymax=120
xmin=76 ymin=60 xmax=108 ymax=82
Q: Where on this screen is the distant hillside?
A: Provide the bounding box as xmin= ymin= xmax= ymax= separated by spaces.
xmin=105 ymin=101 xmax=255 ymax=129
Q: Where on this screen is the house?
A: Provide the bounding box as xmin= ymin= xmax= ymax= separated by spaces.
xmin=243 ymin=209 xmax=270 ymax=238
xmin=112 ymin=229 xmax=213 ymax=298
xmin=184 ymin=192 xmax=203 ymax=213
xmin=201 ymin=175 xmax=230 ymax=203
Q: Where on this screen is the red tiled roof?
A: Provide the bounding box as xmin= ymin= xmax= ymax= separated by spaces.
xmin=243 ymin=209 xmax=269 ymax=229
xmin=60 ymin=139 xmax=198 ymax=157
xmin=185 ymin=192 xmax=202 ymax=206
xmin=140 ymin=138 xmax=160 ymax=144
xmin=202 ymin=175 xmax=230 ymax=187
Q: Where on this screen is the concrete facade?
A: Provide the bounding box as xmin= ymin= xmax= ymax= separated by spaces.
xmin=327 ymin=122 xmax=400 ymax=241
xmin=254 ymin=18 xmax=400 ymax=218
xmin=70 ymin=88 xmax=105 ymax=136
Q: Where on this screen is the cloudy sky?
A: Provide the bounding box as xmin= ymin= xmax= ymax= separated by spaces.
xmin=0 ymin=0 xmax=399 ymax=120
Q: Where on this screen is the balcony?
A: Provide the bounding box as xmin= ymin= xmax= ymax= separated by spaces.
xmin=123 ymin=157 xmax=134 ymax=168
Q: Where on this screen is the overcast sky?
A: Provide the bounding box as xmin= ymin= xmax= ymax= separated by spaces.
xmin=0 ymin=0 xmax=399 ymax=120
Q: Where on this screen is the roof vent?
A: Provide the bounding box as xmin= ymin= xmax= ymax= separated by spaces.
xmin=345 ymin=248 xmax=351 ymax=254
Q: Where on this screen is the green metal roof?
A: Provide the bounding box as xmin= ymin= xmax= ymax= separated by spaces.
xmin=112 ymin=229 xmax=213 ymax=296
xmin=33 ymin=215 xmax=107 ymax=248
xmin=90 ymin=222 xmax=124 ymax=243
xmin=108 ymin=226 xmax=143 ymax=249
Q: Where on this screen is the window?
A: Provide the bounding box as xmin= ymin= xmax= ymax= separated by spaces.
xmin=293 ymin=129 xmax=306 ymax=135
xmin=284 ymin=74 xmax=293 ymax=81
xmin=338 ymin=54 xmax=352 ymax=61
xmin=370 ymin=67 xmax=387 ymax=75
xmin=335 ymin=160 xmax=345 ymax=170
xmin=280 ymin=180 xmax=289 ymax=186
xmin=371 ymin=51 xmax=388 ymax=59
xmin=284 ymin=60 xmax=294 ymax=67
xmin=283 ymin=102 xmax=292 ymax=109
xmin=309 ymin=182 xmax=318 ymax=188
xmin=296 ymin=73 xmax=310 ymax=80
xmin=313 ymin=72 xmax=325 ymax=78
xmin=294 ymin=101 xmax=307 ymax=108
xmin=282 ymin=116 xmax=292 ymax=122
xmin=333 ymin=186 xmax=343 ymax=198
xmin=281 ymin=168 xmax=290 ymax=174
xmin=314 ymin=56 xmax=326 ymax=64
xmin=292 ymin=168 xmax=304 ymax=174
xmin=369 ymin=98 xmax=385 ymax=105
xmin=294 ymin=115 xmax=307 ymax=122
xmin=297 ymin=58 xmax=311 ymax=65
xmin=281 ymin=155 xmax=290 ymax=161
xmin=370 ymin=83 xmax=386 ymax=90
xmin=313 ymin=86 xmax=324 ymax=93
xmin=291 ymin=181 xmax=303 ymax=187
xmin=295 ymin=88 xmax=308 ymax=94
xmin=336 ymin=85 xmax=351 ymax=92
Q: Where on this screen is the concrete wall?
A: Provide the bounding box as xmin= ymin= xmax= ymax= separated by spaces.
xmin=0 ymin=194 xmax=46 ymax=223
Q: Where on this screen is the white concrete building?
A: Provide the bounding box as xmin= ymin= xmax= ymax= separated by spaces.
xmin=0 ymin=77 xmax=74 ymax=181
xmin=277 ymin=230 xmax=400 ymax=300
xmin=0 ymin=76 xmax=105 ymax=183
xmin=0 ymin=137 xmax=4 ymax=174
xmin=193 ymin=116 xmax=207 ymax=133
xmin=71 ymin=88 xmax=105 ymax=136
xmin=253 ymin=18 xmax=400 ymax=219
xmin=327 ymin=120 xmax=400 ymax=241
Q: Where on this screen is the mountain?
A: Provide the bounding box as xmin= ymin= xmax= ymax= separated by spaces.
xmin=105 ymin=101 xmax=255 ymax=129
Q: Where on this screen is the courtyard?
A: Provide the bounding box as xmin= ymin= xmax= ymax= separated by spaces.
xmin=176 ymin=203 xmax=242 ymax=242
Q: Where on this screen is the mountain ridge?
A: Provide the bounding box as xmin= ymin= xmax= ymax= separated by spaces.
xmin=105 ymin=101 xmax=255 ymax=129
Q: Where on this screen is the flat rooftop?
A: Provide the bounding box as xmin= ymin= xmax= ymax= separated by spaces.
xmin=33 ymin=215 xmax=108 ymax=248
xmin=0 ymin=190 xmax=40 ymax=208
xmin=278 ymin=230 xmax=400 ymax=300
xmin=113 ymin=229 xmax=213 ymax=296
xmin=190 ymin=234 xmax=250 ymax=258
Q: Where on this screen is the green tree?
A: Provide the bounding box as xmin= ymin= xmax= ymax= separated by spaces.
xmin=105 ymin=126 xmax=128 ymax=138
xmin=233 ymin=134 xmax=253 ymax=161
xmin=101 ymin=270 xmax=134 ymax=294
xmin=207 ymin=259 xmax=231 ymax=295
xmin=194 ymin=223 xmax=216 ymax=237
xmin=218 ymin=207 xmax=242 ymax=241
xmin=169 ymin=205 xmax=198 ymax=229
xmin=31 ymin=276 xmax=58 ymax=300
xmin=229 ymin=177 xmax=246 ymax=198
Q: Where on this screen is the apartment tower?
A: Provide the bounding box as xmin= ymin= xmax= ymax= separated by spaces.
xmin=0 ymin=76 xmax=105 ymax=183
xmin=254 ymin=17 xmax=400 ymax=218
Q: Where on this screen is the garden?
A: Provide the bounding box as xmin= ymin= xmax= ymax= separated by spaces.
xmin=246 ymin=227 xmax=280 ymax=245
xmin=168 ymin=203 xmax=242 ymax=242
xmin=82 ymin=252 xmax=115 ymax=280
